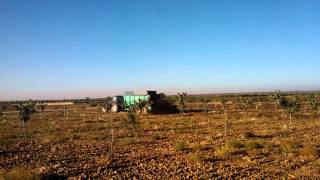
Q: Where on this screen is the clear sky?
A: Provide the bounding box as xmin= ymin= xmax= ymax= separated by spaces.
xmin=0 ymin=0 xmax=319 ymax=100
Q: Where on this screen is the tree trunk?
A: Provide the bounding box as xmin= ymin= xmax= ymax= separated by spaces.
xmin=224 ymin=118 xmax=227 ymax=140
xmin=224 ymin=107 xmax=228 ymax=142
xmin=23 ymin=122 xmax=26 ymax=141
xmin=289 ymin=113 xmax=292 ymax=127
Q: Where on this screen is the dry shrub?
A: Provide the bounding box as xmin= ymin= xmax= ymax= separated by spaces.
xmin=151 ymin=132 xmax=164 ymax=141
xmin=299 ymin=144 xmax=319 ymax=157
xmin=244 ymin=131 xmax=256 ymax=139
xmin=227 ymin=140 xmax=244 ymax=149
xmin=187 ymin=152 xmax=204 ymax=163
xmin=246 ymin=149 xmax=261 ymax=157
xmin=215 ymin=140 xmax=245 ymax=158
xmin=190 ymin=143 xmax=206 ymax=152
xmin=279 ymin=139 xmax=301 ymax=153
xmin=174 ymin=141 xmax=188 ymax=151
xmin=263 ymin=143 xmax=281 ymax=154
xmin=244 ymin=139 xmax=265 ymax=151
xmin=121 ymin=137 xmax=137 ymax=145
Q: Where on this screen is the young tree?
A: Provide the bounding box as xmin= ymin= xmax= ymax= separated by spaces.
xmin=176 ymin=92 xmax=187 ymax=116
xmin=219 ymin=96 xmax=229 ymax=140
xmin=16 ymin=101 xmax=36 ymax=141
xmin=286 ymin=100 xmax=300 ymax=126
xmin=38 ymin=103 xmax=46 ymax=118
xmin=1 ymin=104 xmax=8 ymax=112
xmin=272 ymin=90 xmax=300 ymax=128
xmin=0 ymin=104 xmax=7 ymax=119
xmin=310 ymin=97 xmax=320 ymax=119
xmin=126 ymin=106 xmax=141 ymax=138
xmin=271 ymin=90 xmax=288 ymax=118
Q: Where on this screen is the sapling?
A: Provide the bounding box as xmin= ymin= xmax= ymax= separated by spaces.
xmin=200 ymin=96 xmax=210 ymax=117
xmin=272 ymin=90 xmax=300 ymax=128
xmin=176 ymin=92 xmax=187 ymax=116
xmin=38 ymin=103 xmax=46 ymax=119
xmin=219 ymin=96 xmax=229 ymax=141
xmin=16 ymin=101 xmax=36 ymax=141
xmin=310 ymin=98 xmax=320 ymax=120
xmin=286 ymin=100 xmax=300 ymax=126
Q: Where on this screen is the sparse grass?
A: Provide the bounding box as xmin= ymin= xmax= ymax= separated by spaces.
xmin=187 ymin=152 xmax=204 ymax=163
xmin=244 ymin=131 xmax=256 ymax=139
xmin=215 ymin=140 xmax=245 ymax=158
xmin=174 ymin=141 xmax=189 ymax=151
xmin=227 ymin=139 xmax=245 ymax=149
xmin=0 ymin=167 xmax=40 ymax=180
xmin=299 ymin=144 xmax=319 ymax=157
xmin=151 ymin=132 xmax=164 ymax=141
xmin=244 ymin=139 xmax=265 ymax=151
xmin=190 ymin=142 xmax=206 ymax=152
xmin=121 ymin=137 xmax=137 ymax=145
xmin=279 ymin=139 xmax=301 ymax=153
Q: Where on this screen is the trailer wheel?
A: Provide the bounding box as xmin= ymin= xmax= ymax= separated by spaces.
xmin=142 ymin=107 xmax=149 ymax=114
xmin=111 ymin=104 xmax=119 ymax=113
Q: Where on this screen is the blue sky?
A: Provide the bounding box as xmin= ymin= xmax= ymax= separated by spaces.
xmin=0 ymin=0 xmax=319 ymax=100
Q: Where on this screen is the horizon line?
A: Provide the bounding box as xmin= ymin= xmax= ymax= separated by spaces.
xmin=1 ymin=89 xmax=319 ymax=102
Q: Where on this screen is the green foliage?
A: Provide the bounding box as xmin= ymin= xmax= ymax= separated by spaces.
xmin=90 ymin=100 xmax=97 ymax=107
xmin=272 ymin=90 xmax=300 ymax=116
xmin=285 ymin=100 xmax=300 ymax=116
xmin=176 ymin=92 xmax=187 ymax=114
xmin=271 ymin=90 xmax=288 ymax=109
xmin=16 ymin=100 xmax=36 ymax=124
xmin=124 ymin=107 xmax=141 ymax=137
xmin=310 ymin=97 xmax=320 ymax=110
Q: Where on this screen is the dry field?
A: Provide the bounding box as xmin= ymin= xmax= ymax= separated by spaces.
xmin=0 ymin=100 xmax=320 ymax=179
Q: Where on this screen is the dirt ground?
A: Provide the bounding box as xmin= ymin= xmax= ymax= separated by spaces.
xmin=0 ymin=102 xmax=319 ymax=179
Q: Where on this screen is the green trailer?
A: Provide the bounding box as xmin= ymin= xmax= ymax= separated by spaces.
xmin=109 ymin=91 xmax=158 ymax=113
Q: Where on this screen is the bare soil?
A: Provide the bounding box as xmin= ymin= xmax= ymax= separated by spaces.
xmin=0 ymin=102 xmax=319 ymax=179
